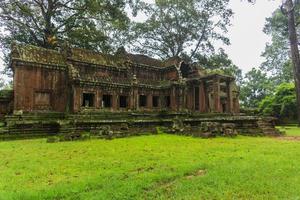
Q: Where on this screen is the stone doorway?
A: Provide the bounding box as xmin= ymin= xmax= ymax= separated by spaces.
xmin=82 ymin=93 xmax=95 ymax=107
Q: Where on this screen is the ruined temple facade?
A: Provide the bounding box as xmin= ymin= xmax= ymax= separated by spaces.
xmin=10 ymin=43 xmax=240 ymax=114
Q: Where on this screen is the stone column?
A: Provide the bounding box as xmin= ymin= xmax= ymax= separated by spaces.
xmin=96 ymin=90 xmax=101 ymax=109
xmin=185 ymin=88 xmax=190 ymax=110
xmin=186 ymin=87 xmax=193 ymax=110
xmin=135 ymin=89 xmax=139 ymax=110
xmin=73 ymin=87 xmax=81 ymax=113
xmin=147 ymin=94 xmax=153 ymax=110
xmin=130 ymin=86 xmax=139 ymax=111
xmin=213 ymin=77 xmax=221 ymax=113
xmin=235 ymin=98 xmax=240 ymax=113
xmin=193 ymin=85 xmax=200 ymax=112
xmin=129 ymin=88 xmax=134 ymax=110
xmin=128 ymin=91 xmax=133 ymax=110
xmin=112 ymin=93 xmax=118 ymax=111
xmin=170 ymin=86 xmax=177 ymax=111
xmin=227 ymin=80 xmax=233 ymax=113
xmin=13 ymin=66 xmax=19 ymax=111
xmin=199 ymin=81 xmax=206 ymax=113
xmin=178 ymin=86 xmax=184 ymax=111
xmin=183 ymin=86 xmax=188 ymax=111
xmin=131 ymin=74 xmax=139 ymax=111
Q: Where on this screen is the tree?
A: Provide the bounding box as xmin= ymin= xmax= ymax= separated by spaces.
xmin=195 ymin=49 xmax=242 ymax=84
xmin=261 ymin=8 xmax=295 ymax=84
xmin=130 ymin=0 xmax=232 ymax=60
xmin=259 ymin=83 xmax=297 ymax=122
xmin=0 ymin=0 xmax=134 ymax=75
xmin=249 ymin=0 xmax=300 ymax=125
xmin=281 ymin=0 xmax=300 ymax=125
xmin=240 ymin=68 xmax=273 ymax=108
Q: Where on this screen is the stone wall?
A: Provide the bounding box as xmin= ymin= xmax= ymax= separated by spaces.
xmin=13 ymin=63 xmax=68 ymax=112
xmin=0 ymin=112 xmax=281 ymax=140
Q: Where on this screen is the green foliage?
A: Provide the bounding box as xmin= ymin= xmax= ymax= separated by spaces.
xmin=240 ymin=68 xmax=273 ymax=108
xmin=260 ymin=3 xmax=300 ymax=84
xmin=259 ymin=83 xmax=297 ymax=121
xmin=1 ymin=130 xmax=300 ymax=199
xmin=0 ymin=89 xmax=13 ymax=98
xmin=0 ymin=0 xmax=136 ymax=75
xmin=0 ymin=0 xmax=239 ymax=80
xmin=131 ymin=0 xmax=232 ymax=60
xmin=196 ymin=49 xmax=242 ymax=84
xmin=240 ymin=1 xmax=299 ymax=117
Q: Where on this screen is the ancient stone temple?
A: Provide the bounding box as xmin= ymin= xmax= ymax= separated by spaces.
xmin=10 ymin=43 xmax=239 ymax=114
xmin=0 ymin=43 xmax=280 ymax=140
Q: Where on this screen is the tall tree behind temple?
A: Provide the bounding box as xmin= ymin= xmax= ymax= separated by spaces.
xmin=282 ymin=0 xmax=300 ymax=125
xmin=261 ymin=0 xmax=300 ymax=83
xmin=261 ymin=8 xmax=295 ymax=84
xmin=249 ymin=0 xmax=300 ymax=125
xmin=130 ymin=0 xmax=232 ymax=61
xmin=0 ymin=0 xmax=135 ymax=75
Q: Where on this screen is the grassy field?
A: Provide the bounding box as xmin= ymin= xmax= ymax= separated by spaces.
xmin=277 ymin=125 xmax=300 ymax=136
xmin=0 ymin=127 xmax=300 ymax=200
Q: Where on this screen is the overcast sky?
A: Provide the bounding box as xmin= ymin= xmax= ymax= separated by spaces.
xmin=0 ymin=0 xmax=282 ymax=81
xmin=223 ymin=0 xmax=281 ymax=72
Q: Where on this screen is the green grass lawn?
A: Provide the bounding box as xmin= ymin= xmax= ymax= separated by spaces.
xmin=0 ymin=127 xmax=300 ymax=200
xmin=277 ymin=125 xmax=300 ymax=136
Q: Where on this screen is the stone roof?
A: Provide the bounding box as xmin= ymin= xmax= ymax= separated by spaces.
xmin=115 ymin=46 xmax=181 ymax=68
xmin=69 ymin=48 xmax=128 ymax=68
xmin=11 ymin=43 xmax=182 ymax=69
xmin=11 ymin=43 xmax=66 ymax=66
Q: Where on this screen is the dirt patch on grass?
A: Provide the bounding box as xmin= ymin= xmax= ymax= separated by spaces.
xmin=130 ymin=166 xmax=155 ymax=174
xmin=184 ymin=169 xmax=206 ymax=179
xmin=155 ymin=178 xmax=176 ymax=190
xmin=142 ymin=168 xmax=207 ymax=196
xmin=276 ymin=136 xmax=300 ymax=141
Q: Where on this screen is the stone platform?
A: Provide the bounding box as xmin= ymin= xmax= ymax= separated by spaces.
xmin=0 ymin=111 xmax=282 ymax=140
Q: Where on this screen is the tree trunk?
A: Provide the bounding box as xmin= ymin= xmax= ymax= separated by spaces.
xmin=284 ymin=0 xmax=300 ymax=126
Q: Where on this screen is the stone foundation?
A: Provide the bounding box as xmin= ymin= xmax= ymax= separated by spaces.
xmin=0 ymin=112 xmax=281 ymax=140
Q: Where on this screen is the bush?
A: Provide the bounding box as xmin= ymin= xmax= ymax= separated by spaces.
xmin=259 ymin=83 xmax=297 ymax=121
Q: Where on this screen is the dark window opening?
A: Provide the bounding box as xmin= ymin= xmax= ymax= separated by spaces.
xmin=180 ymin=63 xmax=191 ymax=78
xmin=102 ymin=95 xmax=112 ymax=108
xmin=195 ymin=87 xmax=200 ymax=110
xmin=139 ymin=95 xmax=147 ymax=107
xmin=119 ymin=96 xmax=128 ymax=108
xmin=82 ymin=93 xmax=95 ymax=107
xmin=153 ymin=96 xmax=159 ymax=107
xmin=221 ymin=98 xmax=227 ymax=113
xmin=165 ymin=96 xmax=171 ymax=108
xmin=222 ymin=103 xmax=227 ymax=113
